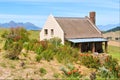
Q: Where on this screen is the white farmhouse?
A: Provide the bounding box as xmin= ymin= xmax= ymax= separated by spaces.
xmin=40 ymin=12 xmax=108 ymax=53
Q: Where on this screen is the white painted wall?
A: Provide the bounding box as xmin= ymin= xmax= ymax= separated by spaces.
xmin=40 ymin=15 xmax=64 ymax=44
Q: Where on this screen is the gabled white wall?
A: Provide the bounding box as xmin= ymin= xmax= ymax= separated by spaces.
xmin=40 ymin=15 xmax=64 ymax=44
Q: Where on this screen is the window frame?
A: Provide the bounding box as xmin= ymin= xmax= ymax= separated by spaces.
xmin=51 ymin=29 xmax=54 ymax=36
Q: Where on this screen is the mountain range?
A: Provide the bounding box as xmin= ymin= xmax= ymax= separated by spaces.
xmin=105 ymin=26 xmax=120 ymax=32
xmin=0 ymin=21 xmax=41 ymax=30
xmin=0 ymin=21 xmax=119 ymax=31
xmin=97 ymin=23 xmax=120 ymax=31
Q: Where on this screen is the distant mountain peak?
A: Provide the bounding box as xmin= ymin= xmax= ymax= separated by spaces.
xmin=0 ymin=21 xmax=41 ymax=30
xmin=97 ymin=23 xmax=120 ymax=31
xmin=9 ymin=20 xmax=15 ymax=23
xmin=106 ymin=26 xmax=120 ymax=32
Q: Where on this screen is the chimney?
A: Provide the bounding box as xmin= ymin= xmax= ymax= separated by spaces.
xmin=89 ymin=12 xmax=96 ymax=24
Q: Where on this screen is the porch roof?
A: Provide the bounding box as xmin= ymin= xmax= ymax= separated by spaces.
xmin=67 ymin=38 xmax=108 ymax=43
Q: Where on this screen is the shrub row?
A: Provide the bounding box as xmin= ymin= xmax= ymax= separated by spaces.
xmin=79 ymin=53 xmax=120 ymax=78
xmin=24 ymin=37 xmax=79 ymax=64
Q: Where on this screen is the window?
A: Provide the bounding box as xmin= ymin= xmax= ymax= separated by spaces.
xmin=44 ymin=29 xmax=48 ymax=35
xmin=51 ymin=29 xmax=54 ymax=35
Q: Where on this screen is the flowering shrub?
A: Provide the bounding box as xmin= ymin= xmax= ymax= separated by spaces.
xmin=80 ymin=53 xmax=120 ymax=78
xmin=102 ymin=56 xmax=120 ymax=78
xmin=80 ymin=53 xmax=120 ymax=79
xmin=60 ymin=63 xmax=82 ymax=79
xmin=80 ymin=54 xmax=100 ymax=69
xmin=1 ymin=27 xmax=29 ymax=59
xmin=98 ymin=66 xmax=113 ymax=78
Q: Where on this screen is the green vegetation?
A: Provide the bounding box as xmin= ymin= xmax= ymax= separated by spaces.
xmin=53 ymin=73 xmax=60 ymax=78
xmin=0 ymin=28 xmax=120 ymax=79
xmin=0 ymin=28 xmax=9 ymax=48
xmin=24 ymin=37 xmax=79 ymax=63
xmin=79 ymin=53 xmax=120 ymax=79
xmin=1 ymin=27 xmax=29 ymax=59
xmin=39 ymin=67 xmax=47 ymax=76
xmin=80 ymin=54 xmax=100 ymax=69
xmin=0 ymin=28 xmax=9 ymax=35
xmin=28 ymin=30 xmax=40 ymax=40
xmin=108 ymin=45 xmax=120 ymax=61
xmin=60 ymin=63 xmax=82 ymax=79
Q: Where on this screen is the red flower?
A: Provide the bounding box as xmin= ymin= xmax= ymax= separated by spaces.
xmin=80 ymin=54 xmax=83 ymax=56
xmin=72 ymin=69 xmax=77 ymax=73
xmin=67 ymin=72 xmax=72 ymax=75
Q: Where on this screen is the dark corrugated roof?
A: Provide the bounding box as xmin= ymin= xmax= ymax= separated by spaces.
xmin=55 ymin=17 xmax=103 ymax=39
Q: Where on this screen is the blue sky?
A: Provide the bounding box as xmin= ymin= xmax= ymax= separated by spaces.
xmin=0 ymin=0 xmax=119 ymax=28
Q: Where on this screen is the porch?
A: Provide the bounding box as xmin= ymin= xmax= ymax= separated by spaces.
xmin=67 ymin=38 xmax=108 ymax=53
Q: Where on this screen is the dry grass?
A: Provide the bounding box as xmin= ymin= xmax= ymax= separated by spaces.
xmin=108 ymin=41 xmax=120 ymax=47
xmin=103 ymin=31 xmax=120 ymax=41
xmin=0 ymin=48 xmax=92 ymax=79
xmin=0 ymin=50 xmax=64 ymax=79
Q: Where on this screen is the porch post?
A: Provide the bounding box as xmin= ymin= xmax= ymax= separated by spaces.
xmin=72 ymin=43 xmax=75 ymax=47
xmin=105 ymin=41 xmax=108 ymax=53
xmin=79 ymin=43 xmax=81 ymax=53
xmin=92 ymin=42 xmax=95 ymax=53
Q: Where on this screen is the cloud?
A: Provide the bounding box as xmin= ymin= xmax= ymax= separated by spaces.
xmin=0 ymin=0 xmax=85 ymax=2
xmin=0 ymin=14 xmax=46 ymax=19
xmin=1 ymin=0 xmax=118 ymax=10
xmin=0 ymin=0 xmax=119 ymax=26
xmin=0 ymin=0 xmax=119 ymax=3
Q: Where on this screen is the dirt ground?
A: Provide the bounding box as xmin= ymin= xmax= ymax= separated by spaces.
xmin=0 ymin=50 xmax=91 ymax=79
xmin=108 ymin=41 xmax=120 ymax=47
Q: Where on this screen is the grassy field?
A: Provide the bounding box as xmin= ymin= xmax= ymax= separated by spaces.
xmin=0 ymin=28 xmax=9 ymax=36
xmin=108 ymin=45 xmax=120 ymax=61
xmin=0 ymin=28 xmax=8 ymax=49
xmin=28 ymin=30 xmax=40 ymax=40
xmin=0 ymin=28 xmax=40 ymax=50
xmin=0 ymin=28 xmax=40 ymax=40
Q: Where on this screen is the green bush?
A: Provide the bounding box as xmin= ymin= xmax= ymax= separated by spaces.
xmin=80 ymin=54 xmax=100 ymax=69
xmin=5 ymin=41 xmax=23 ymax=59
xmin=35 ymin=44 xmax=44 ymax=55
xmin=80 ymin=54 xmax=120 ymax=79
xmin=98 ymin=66 xmax=112 ymax=79
xmin=60 ymin=63 xmax=82 ymax=79
xmin=35 ymin=55 xmax=42 ymax=62
xmin=1 ymin=27 xmax=29 ymax=59
xmin=49 ymin=37 xmax=61 ymax=47
xmin=35 ymin=38 xmax=79 ymax=64
xmin=55 ymin=45 xmax=79 ymax=64
xmin=102 ymin=56 xmax=120 ymax=78
xmin=39 ymin=67 xmax=47 ymax=76
xmin=53 ymin=73 xmax=60 ymax=78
